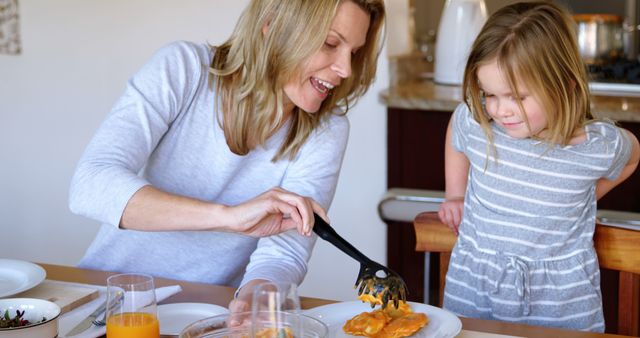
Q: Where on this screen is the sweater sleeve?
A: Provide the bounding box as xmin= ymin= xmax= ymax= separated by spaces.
xmin=68 ymin=41 xmax=205 ymax=226
xmin=240 ymin=114 xmax=350 ymax=286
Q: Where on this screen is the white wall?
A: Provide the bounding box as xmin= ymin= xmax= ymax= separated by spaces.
xmin=0 ymin=0 xmax=390 ymax=302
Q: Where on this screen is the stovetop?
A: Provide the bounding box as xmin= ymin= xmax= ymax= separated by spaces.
xmin=587 ymin=60 xmax=640 ymax=97
xmin=587 ymin=61 xmax=640 ymax=84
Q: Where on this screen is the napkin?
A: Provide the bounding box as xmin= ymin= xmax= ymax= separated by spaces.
xmin=59 ymin=285 xmax=182 ymax=338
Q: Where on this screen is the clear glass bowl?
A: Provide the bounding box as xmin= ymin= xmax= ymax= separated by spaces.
xmin=179 ymin=311 xmax=328 ymax=338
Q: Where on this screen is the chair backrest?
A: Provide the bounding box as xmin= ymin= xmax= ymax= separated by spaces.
xmin=413 ymin=211 xmax=640 ymax=336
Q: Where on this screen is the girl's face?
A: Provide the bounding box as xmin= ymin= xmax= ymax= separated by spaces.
xmin=477 ymin=60 xmax=548 ymax=139
xmin=283 ymin=1 xmax=370 ymax=114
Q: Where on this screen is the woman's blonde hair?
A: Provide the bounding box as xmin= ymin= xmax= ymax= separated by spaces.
xmin=210 ymin=0 xmax=385 ymax=161
xmin=463 ymin=1 xmax=591 ymax=148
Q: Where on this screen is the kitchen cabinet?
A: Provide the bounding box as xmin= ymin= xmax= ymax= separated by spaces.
xmin=386 ymin=107 xmax=451 ymax=304
xmin=599 ymin=119 xmax=640 ymax=211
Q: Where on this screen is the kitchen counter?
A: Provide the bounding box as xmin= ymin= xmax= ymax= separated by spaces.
xmin=380 ymin=78 xmax=640 ymax=123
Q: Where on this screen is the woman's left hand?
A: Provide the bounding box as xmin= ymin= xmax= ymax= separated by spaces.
xmin=228 ymin=279 xmax=269 ymax=316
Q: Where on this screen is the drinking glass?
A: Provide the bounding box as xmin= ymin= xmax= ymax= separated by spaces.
xmin=251 ymin=282 xmax=302 ymax=337
xmin=106 ymin=273 xmax=159 ymax=338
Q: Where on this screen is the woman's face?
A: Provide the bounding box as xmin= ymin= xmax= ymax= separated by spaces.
xmin=283 ymin=1 xmax=370 ymax=114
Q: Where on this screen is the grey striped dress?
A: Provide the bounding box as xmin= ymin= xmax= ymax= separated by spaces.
xmin=443 ymin=104 xmax=632 ymax=332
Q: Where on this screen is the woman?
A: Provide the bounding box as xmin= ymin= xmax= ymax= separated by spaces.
xmin=69 ymin=0 xmax=385 ymax=311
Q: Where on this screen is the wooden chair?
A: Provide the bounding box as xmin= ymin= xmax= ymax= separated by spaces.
xmin=413 ymin=211 xmax=640 ymax=336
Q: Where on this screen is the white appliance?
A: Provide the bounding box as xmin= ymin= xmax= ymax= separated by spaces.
xmin=434 ymin=0 xmax=488 ymax=85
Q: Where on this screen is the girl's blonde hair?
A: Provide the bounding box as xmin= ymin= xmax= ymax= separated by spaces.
xmin=210 ymin=0 xmax=385 ymax=161
xmin=463 ymin=1 xmax=592 ymax=148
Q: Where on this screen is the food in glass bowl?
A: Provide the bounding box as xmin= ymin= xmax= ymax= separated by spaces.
xmin=179 ymin=311 xmax=327 ymax=338
xmin=253 ymin=327 xmax=293 ymax=338
xmin=343 ymin=294 xmax=428 ymax=337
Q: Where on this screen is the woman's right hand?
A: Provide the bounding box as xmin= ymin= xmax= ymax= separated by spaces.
xmin=222 ymin=187 xmax=327 ymax=237
xmin=438 ymin=198 xmax=464 ymax=235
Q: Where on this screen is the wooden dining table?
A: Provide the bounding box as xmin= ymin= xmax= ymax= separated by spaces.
xmin=40 ymin=263 xmax=632 ymax=338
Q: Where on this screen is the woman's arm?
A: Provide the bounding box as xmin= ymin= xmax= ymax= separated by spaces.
xmin=121 ymin=185 xmax=323 ymax=236
xmin=438 ymin=116 xmax=470 ymax=234
xmin=596 ymin=129 xmax=640 ymax=199
xmin=229 ymin=115 xmax=349 ymax=312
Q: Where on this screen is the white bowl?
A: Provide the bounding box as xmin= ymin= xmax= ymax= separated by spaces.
xmin=0 ymin=298 xmax=61 ymax=338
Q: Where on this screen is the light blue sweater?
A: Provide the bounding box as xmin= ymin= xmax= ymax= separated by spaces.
xmin=69 ymin=41 xmax=349 ymax=289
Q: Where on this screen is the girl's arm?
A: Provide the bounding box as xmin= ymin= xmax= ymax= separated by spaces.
xmin=596 ymin=129 xmax=640 ymax=199
xmin=438 ymin=116 xmax=470 ymax=234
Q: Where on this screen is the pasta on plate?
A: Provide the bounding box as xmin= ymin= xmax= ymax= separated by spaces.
xmin=343 ymin=294 xmax=429 ymax=337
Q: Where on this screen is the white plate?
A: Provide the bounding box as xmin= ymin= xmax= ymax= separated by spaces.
xmin=0 ymin=259 xmax=46 ymax=298
xmin=158 ymin=302 xmax=229 ymax=335
xmin=304 ymin=301 xmax=462 ymax=338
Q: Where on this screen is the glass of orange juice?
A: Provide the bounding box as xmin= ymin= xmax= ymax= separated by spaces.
xmin=106 ymin=273 xmax=159 ymax=338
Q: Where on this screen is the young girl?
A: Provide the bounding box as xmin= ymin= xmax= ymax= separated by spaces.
xmin=438 ymin=2 xmax=640 ymax=332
